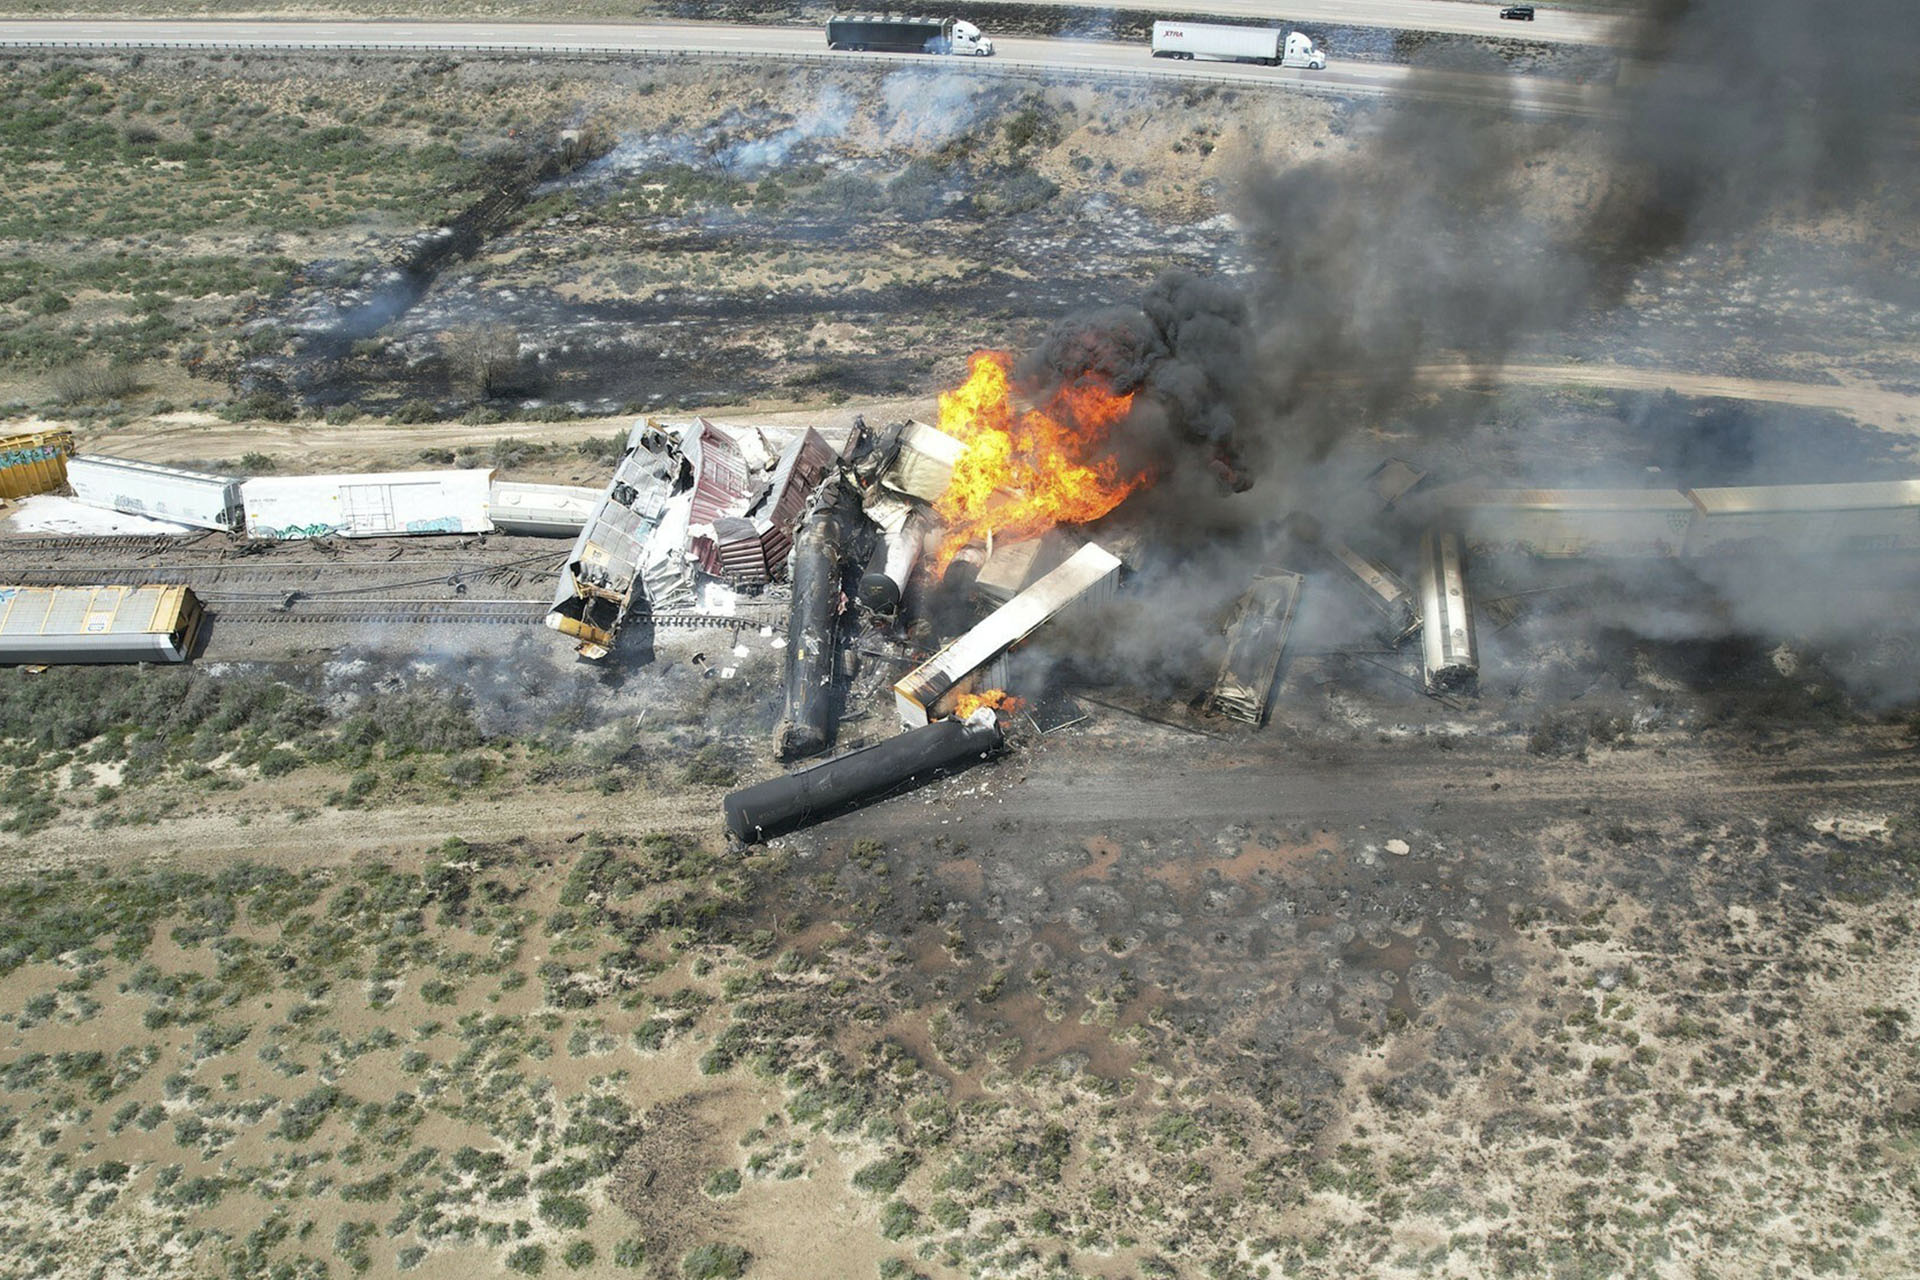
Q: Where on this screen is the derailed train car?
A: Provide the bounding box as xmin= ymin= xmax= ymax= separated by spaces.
xmin=1416 ymin=531 xmax=1477 ymax=694
xmin=545 ymin=424 xmax=690 ymax=658
xmin=1684 ymin=481 xmax=1920 ymax=557
xmin=1451 ymin=488 xmax=1696 ymax=559
xmin=0 ymin=584 xmax=205 ymax=664
xmin=1208 ymin=570 xmax=1304 ymax=725
xmin=1448 ymin=480 xmax=1920 ymax=561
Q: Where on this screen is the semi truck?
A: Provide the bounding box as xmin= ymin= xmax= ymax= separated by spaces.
xmin=826 ymin=15 xmax=994 ymax=56
xmin=1149 ymin=21 xmax=1326 ymax=69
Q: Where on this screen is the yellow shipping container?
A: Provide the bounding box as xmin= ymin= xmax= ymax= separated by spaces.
xmin=0 ymin=429 xmax=74 ymax=499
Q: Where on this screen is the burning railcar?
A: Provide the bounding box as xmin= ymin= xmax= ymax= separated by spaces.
xmin=893 ymin=542 xmax=1123 ymax=728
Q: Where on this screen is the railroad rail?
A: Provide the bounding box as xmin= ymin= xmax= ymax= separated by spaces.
xmin=6 ymin=562 xmax=559 ymax=589
xmin=0 ymin=534 xmax=211 ymax=555
xmin=203 ymin=596 xmax=785 ymax=631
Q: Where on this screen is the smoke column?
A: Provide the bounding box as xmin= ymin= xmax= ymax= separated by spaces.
xmin=1020 ymin=0 xmax=1918 ymax=497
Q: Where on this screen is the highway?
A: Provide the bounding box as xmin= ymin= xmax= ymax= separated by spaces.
xmin=974 ymin=0 xmax=1624 ymax=45
xmin=0 ymin=19 xmax=1615 ymax=117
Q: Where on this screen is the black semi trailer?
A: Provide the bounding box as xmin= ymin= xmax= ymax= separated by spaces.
xmin=825 ymin=14 xmax=994 ymax=55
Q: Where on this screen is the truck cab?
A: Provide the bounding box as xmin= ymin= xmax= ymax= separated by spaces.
xmin=1281 ymin=31 xmax=1327 ymax=70
xmin=948 ymin=19 xmax=993 ymax=55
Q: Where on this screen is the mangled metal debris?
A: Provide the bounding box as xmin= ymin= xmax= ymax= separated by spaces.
xmin=893 ymin=542 xmax=1122 ymax=728
xmin=876 ymin=420 xmax=967 ymax=504
xmin=1360 ymin=457 xmax=1427 ymax=513
xmin=1207 ymin=570 xmax=1304 ymax=725
xmin=698 ymin=428 xmax=837 ymax=586
xmin=547 ymin=418 xmax=840 ymax=659
xmin=726 ymin=707 xmax=1004 ymax=844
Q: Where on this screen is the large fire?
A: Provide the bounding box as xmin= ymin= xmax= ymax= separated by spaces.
xmin=932 ymin=350 xmax=1148 ymax=569
xmin=951 ymin=688 xmax=1025 ymax=720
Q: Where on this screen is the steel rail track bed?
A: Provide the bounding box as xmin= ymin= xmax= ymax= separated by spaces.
xmin=204 ymin=598 xmax=785 ymax=631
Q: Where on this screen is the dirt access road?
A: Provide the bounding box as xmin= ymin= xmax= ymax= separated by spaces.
xmin=59 ymin=362 xmax=1920 ymax=477
xmin=817 ymin=720 xmax=1920 ymax=850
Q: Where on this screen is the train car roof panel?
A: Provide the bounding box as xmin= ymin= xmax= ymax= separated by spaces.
xmin=1685 ymin=481 xmax=1920 ymax=514
xmin=1452 ymin=488 xmax=1697 ymax=511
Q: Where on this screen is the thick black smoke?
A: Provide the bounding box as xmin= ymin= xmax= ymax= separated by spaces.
xmin=1021 ymin=0 xmax=1917 ymax=498
xmin=1013 ymin=0 xmax=1919 ymax=701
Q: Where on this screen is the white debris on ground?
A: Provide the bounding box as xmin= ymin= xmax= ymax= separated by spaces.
xmin=1 ymin=493 xmax=196 ymax=536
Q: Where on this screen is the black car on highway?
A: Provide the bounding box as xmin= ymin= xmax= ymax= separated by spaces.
xmin=1500 ymin=5 xmax=1536 ymax=18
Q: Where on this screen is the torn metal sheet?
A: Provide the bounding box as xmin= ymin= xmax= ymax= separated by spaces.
xmin=684 ymin=418 xmax=752 ymax=528
xmin=698 ymin=427 xmax=838 ymax=585
xmin=1208 ymin=570 xmax=1304 ymax=726
xmin=893 ymin=542 xmax=1122 ymax=729
xmin=726 ymin=709 xmax=1004 ymax=843
xmin=545 ymin=422 xmax=688 ymax=659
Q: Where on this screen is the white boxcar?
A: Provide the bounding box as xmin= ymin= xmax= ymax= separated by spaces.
xmin=894 ymin=542 xmax=1122 ymax=728
xmin=243 ymin=470 xmax=494 ymax=540
xmin=1684 ymin=481 xmax=1920 ymax=557
xmin=487 ymin=481 xmax=600 ymax=537
xmin=1451 ymin=488 xmax=1697 ymax=559
xmin=66 ymin=454 xmax=243 ymax=531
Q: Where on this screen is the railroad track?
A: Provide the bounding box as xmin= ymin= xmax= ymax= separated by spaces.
xmin=0 ymin=533 xmax=211 ymax=555
xmin=204 ymin=597 xmax=785 ymax=631
xmin=7 ymin=563 xmax=556 ymax=588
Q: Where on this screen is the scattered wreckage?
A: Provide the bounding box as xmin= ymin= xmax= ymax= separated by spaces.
xmin=551 ymin=405 xmax=1920 ymax=842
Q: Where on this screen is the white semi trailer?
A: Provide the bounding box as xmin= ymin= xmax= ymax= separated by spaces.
xmin=1150 ymin=21 xmax=1326 ymax=69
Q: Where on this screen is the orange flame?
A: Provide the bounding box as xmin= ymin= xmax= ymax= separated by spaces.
xmin=932 ymin=351 xmax=1147 ymax=569
xmin=952 ymin=688 xmax=1026 ymax=720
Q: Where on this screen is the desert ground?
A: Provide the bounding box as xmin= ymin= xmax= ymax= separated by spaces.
xmin=2 ymin=12 xmax=1918 ymax=1280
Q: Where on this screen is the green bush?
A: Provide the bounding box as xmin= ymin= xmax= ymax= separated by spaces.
xmin=389 ymin=399 xmax=440 ymax=424
xmin=219 ymin=390 xmax=298 ymax=423
xmin=561 ymin=1240 xmax=596 ymax=1270
xmin=49 ymin=359 xmax=139 ymax=405
xmin=852 ymin=1152 xmax=914 ymax=1196
xmin=506 ymin=1243 xmax=547 ymax=1275
xmin=880 ymin=1199 xmax=919 ymax=1239
xmin=538 ymin=1193 xmax=589 ymax=1230
xmin=681 ymin=1243 xmax=750 ymax=1280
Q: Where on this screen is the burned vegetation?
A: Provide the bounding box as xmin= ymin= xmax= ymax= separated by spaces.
xmin=3 ymin=2 xmax=1920 ymax=1278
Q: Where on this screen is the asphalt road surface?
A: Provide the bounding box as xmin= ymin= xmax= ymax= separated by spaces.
xmin=974 ymin=0 xmax=1625 ymax=45
xmin=0 ymin=19 xmax=1615 ymax=116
